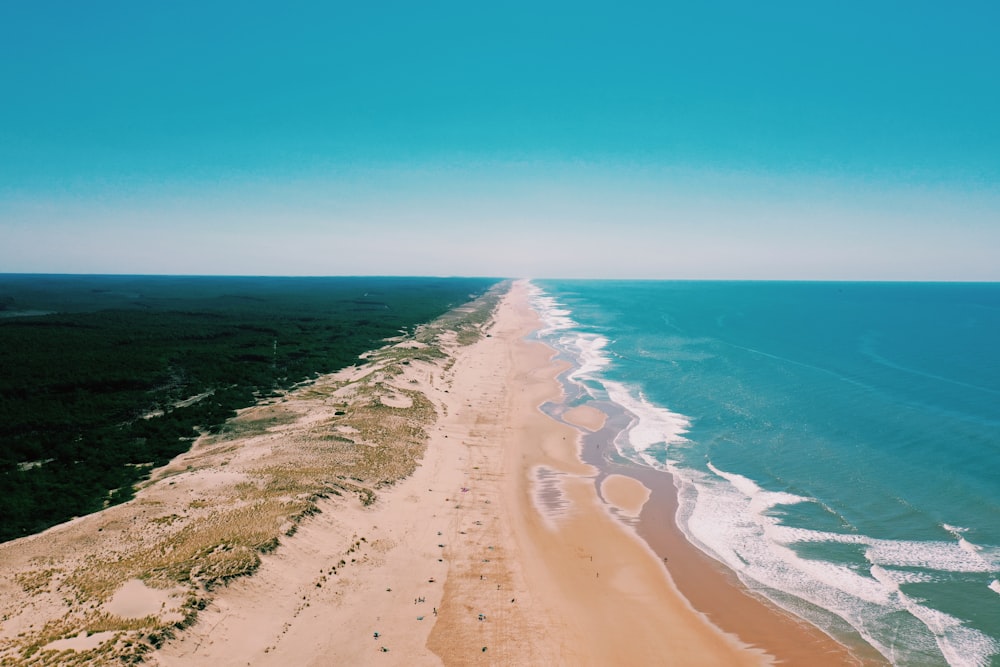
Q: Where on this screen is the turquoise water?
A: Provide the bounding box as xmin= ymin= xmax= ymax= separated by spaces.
xmin=530 ymin=280 xmax=1000 ymax=667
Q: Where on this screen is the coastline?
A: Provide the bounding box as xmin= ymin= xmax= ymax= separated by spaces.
xmin=487 ymin=280 xmax=764 ymax=664
xmin=625 ymin=463 xmax=885 ymax=665
xmin=529 ymin=282 xmax=887 ymax=666
xmin=503 ymin=280 xmax=884 ymax=665
xmin=0 ymin=280 xmax=877 ymax=665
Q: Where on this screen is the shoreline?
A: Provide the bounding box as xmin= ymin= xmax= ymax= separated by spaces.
xmin=531 ymin=283 xmax=886 ymax=665
xmin=488 ymin=281 xmax=765 ymax=664
xmin=629 ymin=463 xmax=885 ymax=665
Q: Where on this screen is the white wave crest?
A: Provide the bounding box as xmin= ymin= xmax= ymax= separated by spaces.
xmin=680 ymin=462 xmax=1000 ymax=666
xmin=564 ymin=333 xmax=611 ymax=383
xmin=525 ymin=282 xmax=576 ymax=335
xmin=604 ymin=380 xmax=690 ymax=466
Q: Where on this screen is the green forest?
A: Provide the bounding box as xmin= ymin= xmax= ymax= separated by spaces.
xmin=0 ymin=275 xmax=499 ymax=542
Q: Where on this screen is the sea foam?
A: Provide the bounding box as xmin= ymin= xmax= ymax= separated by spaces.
xmin=678 ymin=461 xmax=1000 ymax=666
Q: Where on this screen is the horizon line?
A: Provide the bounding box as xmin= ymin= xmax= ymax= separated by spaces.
xmin=1 ymin=272 xmax=998 ymax=285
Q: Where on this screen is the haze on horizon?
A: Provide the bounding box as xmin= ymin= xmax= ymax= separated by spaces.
xmin=1 ymin=1 xmax=998 ymax=281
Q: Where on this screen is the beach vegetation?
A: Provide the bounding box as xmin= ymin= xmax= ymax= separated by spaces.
xmin=0 ymin=275 xmax=500 ymax=542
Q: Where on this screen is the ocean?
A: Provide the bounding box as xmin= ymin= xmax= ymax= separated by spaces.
xmin=529 ymin=280 xmax=1000 ymax=667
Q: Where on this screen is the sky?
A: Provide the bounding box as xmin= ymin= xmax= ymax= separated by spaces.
xmin=1 ymin=1 xmax=998 ymax=279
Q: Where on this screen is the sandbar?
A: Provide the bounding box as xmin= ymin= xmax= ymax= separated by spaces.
xmin=562 ymin=404 xmax=608 ymax=432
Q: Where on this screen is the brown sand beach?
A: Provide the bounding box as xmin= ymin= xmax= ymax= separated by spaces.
xmin=0 ymin=280 xmax=878 ymax=665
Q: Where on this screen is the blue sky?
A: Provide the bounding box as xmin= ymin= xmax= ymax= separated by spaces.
xmin=2 ymin=1 xmax=998 ymax=279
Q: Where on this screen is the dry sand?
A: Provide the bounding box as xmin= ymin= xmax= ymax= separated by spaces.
xmin=0 ymin=280 xmax=873 ymax=666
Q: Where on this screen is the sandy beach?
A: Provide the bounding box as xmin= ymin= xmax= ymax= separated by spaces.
xmin=0 ymin=281 xmax=874 ymax=665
